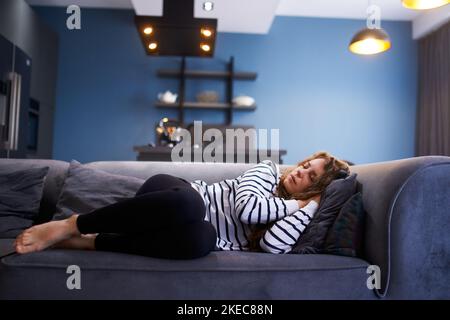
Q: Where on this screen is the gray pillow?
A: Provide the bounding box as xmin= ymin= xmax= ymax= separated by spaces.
xmin=290 ymin=173 xmax=358 ymax=254
xmin=0 ymin=167 xmax=49 ymax=238
xmin=53 ymin=160 xmax=145 ymax=220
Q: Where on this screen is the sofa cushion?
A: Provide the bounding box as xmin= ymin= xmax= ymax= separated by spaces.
xmin=0 ymin=159 xmax=70 ymax=225
xmin=290 ymin=174 xmax=358 ymax=254
xmin=0 ymin=167 xmax=49 ymax=238
xmin=53 ymin=160 xmax=145 ymax=220
xmin=322 ymin=192 xmax=366 ymax=258
xmin=0 ymin=249 xmax=374 ymax=299
xmin=0 ymin=239 xmax=15 ymax=258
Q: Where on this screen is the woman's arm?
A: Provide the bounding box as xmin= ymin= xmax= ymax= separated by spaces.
xmin=259 ymin=200 xmax=319 ymax=254
xmin=235 ymin=161 xmax=299 ymax=225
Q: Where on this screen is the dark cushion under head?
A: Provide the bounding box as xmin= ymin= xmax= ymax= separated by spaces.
xmin=321 ymin=192 xmax=366 ymax=258
xmin=0 ymin=166 xmax=49 ymax=238
xmin=53 ymin=160 xmax=145 ymax=220
xmin=290 ymin=173 xmax=358 ymax=254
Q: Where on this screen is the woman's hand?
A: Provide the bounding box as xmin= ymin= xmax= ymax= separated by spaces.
xmin=297 ymin=194 xmax=321 ymax=208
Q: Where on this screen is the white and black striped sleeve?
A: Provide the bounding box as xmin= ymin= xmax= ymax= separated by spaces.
xmin=235 ymin=160 xmax=299 ymax=225
xmin=259 ymin=200 xmax=319 ymax=254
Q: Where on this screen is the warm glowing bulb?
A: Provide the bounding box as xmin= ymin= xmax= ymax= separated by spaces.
xmin=349 ymin=38 xmax=391 ymax=55
xmin=143 ymin=27 xmax=153 ymax=35
xmin=201 ymin=28 xmax=212 ymax=37
xmin=148 ymin=42 xmax=158 ymax=50
xmin=163 ymin=117 xmax=168 ymax=122
xmin=200 ymin=44 xmax=211 ymax=52
xmin=402 ymin=0 xmax=449 ymax=10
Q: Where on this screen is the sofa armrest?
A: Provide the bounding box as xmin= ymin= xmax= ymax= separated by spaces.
xmin=352 ymin=156 xmax=450 ymax=299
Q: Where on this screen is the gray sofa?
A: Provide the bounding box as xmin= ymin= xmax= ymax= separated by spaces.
xmin=0 ymin=156 xmax=449 ymax=300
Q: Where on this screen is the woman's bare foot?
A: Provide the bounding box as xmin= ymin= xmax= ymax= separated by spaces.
xmin=14 ymin=215 xmax=81 ymax=254
xmin=52 ymin=234 xmax=97 ymax=251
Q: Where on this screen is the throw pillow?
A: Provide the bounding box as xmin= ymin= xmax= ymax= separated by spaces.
xmin=290 ymin=173 xmax=358 ymax=254
xmin=0 ymin=167 xmax=49 ymax=238
xmin=53 ymin=160 xmax=145 ymax=220
xmin=321 ymin=192 xmax=366 ymax=257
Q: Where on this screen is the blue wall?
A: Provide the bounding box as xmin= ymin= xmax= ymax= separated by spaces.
xmin=34 ymin=7 xmax=417 ymax=165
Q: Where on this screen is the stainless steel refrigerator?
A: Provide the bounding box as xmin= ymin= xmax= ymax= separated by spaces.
xmin=0 ymin=33 xmax=32 ymax=158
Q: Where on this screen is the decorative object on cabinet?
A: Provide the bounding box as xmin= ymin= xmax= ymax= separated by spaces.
xmin=155 ymin=117 xmax=183 ymax=147
xmin=155 ymin=56 xmax=257 ymax=126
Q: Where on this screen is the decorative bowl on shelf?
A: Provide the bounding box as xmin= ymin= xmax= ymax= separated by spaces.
xmin=196 ymin=90 xmax=219 ymax=103
xmin=232 ymin=95 xmax=255 ymax=107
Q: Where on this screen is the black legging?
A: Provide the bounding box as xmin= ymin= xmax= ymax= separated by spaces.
xmin=75 ymin=174 xmax=217 ymax=260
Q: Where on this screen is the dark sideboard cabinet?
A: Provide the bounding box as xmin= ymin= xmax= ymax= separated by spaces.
xmin=133 ymin=145 xmax=287 ymax=164
xmin=0 ymin=0 xmax=58 ymax=159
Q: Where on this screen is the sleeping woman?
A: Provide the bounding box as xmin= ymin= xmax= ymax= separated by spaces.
xmin=15 ymin=151 xmax=349 ymax=259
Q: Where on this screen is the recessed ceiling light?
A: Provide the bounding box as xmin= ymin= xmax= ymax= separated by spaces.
xmin=203 ymin=1 xmax=214 ymax=12
xmin=143 ymin=27 xmax=153 ymax=35
xmin=201 ymin=28 xmax=213 ymax=37
xmin=200 ymin=43 xmax=211 ymax=52
xmin=148 ymin=42 xmax=158 ymax=50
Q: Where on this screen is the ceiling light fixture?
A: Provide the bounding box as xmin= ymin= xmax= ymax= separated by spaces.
xmin=148 ymin=42 xmax=158 ymax=50
xmin=401 ymin=0 xmax=449 ymax=10
xmin=200 ymin=44 xmax=211 ymax=52
xmin=349 ymin=2 xmax=391 ymax=55
xmin=201 ymin=28 xmax=213 ymax=37
xmin=135 ymin=0 xmax=217 ymax=57
xmin=143 ymin=27 xmax=153 ymax=35
xmin=349 ymin=28 xmax=391 ymax=55
xmin=203 ymin=2 xmax=214 ymax=12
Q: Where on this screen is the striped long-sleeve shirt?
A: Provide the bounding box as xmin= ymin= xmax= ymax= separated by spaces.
xmin=190 ymin=160 xmax=318 ymax=253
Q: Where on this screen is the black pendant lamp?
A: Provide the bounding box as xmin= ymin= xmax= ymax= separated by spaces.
xmin=349 ymin=1 xmax=391 ymax=55
xmin=402 ymin=0 xmax=449 ymax=10
xmin=349 ymin=27 xmax=391 ymax=55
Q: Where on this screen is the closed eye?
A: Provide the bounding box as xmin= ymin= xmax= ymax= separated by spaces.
xmin=308 ymin=162 xmax=317 ymax=182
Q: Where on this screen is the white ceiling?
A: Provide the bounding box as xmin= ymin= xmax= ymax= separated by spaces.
xmin=276 ymin=0 xmax=420 ymax=20
xmin=26 ymin=0 xmax=449 ymax=37
xmin=131 ymin=0 xmax=280 ymax=34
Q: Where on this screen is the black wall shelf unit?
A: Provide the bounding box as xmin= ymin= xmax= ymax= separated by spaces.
xmin=155 ymin=56 xmax=257 ymax=126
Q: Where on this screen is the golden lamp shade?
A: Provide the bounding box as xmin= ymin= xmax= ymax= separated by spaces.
xmin=401 ymin=0 xmax=449 ymax=10
xmin=349 ymin=28 xmax=391 ymax=55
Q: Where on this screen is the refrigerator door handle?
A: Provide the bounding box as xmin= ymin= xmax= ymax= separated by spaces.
xmin=5 ymin=72 xmax=21 ymax=151
xmin=13 ymin=73 xmax=22 ymax=151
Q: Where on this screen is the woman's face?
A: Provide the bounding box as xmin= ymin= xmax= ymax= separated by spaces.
xmin=283 ymin=158 xmax=327 ymax=194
